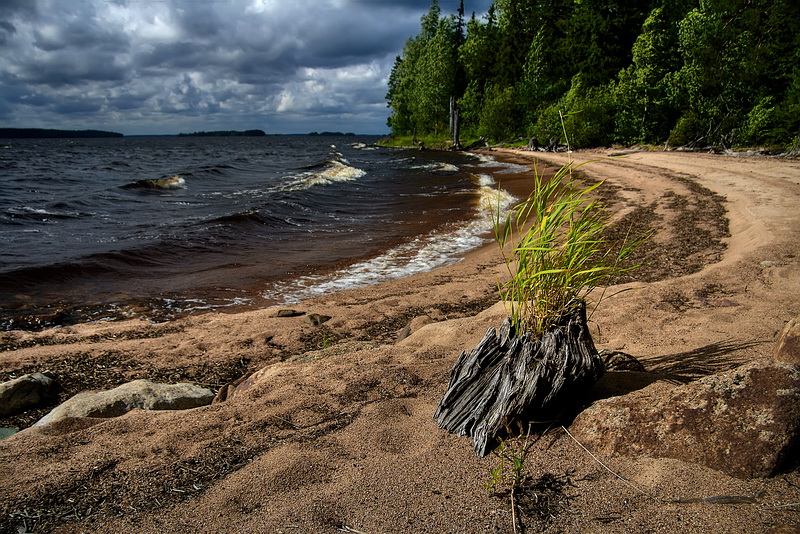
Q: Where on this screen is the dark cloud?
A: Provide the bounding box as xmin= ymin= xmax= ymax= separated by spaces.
xmin=16 ymin=51 xmax=128 ymax=86
xmin=0 ymin=0 xmax=492 ymax=134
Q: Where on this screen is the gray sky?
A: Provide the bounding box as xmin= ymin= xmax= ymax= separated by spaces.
xmin=0 ymin=0 xmax=491 ymax=135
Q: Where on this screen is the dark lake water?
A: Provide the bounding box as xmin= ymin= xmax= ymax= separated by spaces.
xmin=0 ymin=135 xmax=521 ymax=329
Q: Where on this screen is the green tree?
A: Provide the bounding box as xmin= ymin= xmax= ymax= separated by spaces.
xmin=615 ymin=6 xmax=680 ymax=143
xmin=668 ymin=0 xmax=800 ymax=147
xmin=386 ymin=1 xmax=461 ymax=136
xmin=533 ymin=74 xmax=615 ymax=148
xmin=386 ymin=0 xmax=799 ymax=149
xmin=458 ymin=10 xmax=498 ymax=136
xmin=409 ymin=15 xmax=462 ymax=135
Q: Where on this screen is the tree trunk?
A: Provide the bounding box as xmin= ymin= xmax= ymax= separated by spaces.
xmin=433 ymin=302 xmax=604 ymax=457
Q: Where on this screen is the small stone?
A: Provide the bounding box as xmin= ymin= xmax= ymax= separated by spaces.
xmin=275 ymin=309 xmax=304 ymax=318
xmin=34 ymin=379 xmax=215 ymax=427
xmin=774 ymin=314 xmax=800 ymax=365
xmin=600 ymin=350 xmax=646 ymax=371
xmin=307 ymin=313 xmax=331 ymax=326
xmin=0 ymin=372 xmax=57 ymax=417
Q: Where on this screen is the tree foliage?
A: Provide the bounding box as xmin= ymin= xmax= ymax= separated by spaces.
xmin=386 ymin=0 xmax=800 ymax=149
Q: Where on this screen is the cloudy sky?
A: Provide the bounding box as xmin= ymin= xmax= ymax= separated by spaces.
xmin=0 ymin=0 xmax=492 ymax=136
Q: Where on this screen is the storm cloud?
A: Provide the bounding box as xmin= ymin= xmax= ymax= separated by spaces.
xmin=0 ymin=0 xmax=491 ymax=135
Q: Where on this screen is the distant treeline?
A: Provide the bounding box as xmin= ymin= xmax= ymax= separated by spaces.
xmin=0 ymin=128 xmax=124 ymax=139
xmin=387 ymin=0 xmax=800 ymax=149
xmin=178 ymin=130 xmax=267 ymax=137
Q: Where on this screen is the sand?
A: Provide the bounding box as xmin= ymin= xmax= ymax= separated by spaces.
xmin=1 ymin=149 xmax=799 ymax=533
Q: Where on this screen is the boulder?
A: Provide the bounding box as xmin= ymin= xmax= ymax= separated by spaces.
xmin=34 ymin=379 xmax=214 ymax=427
xmin=775 ymin=314 xmax=800 ymax=365
xmin=0 ymin=372 xmax=57 ymax=417
xmin=570 ymin=360 xmax=800 ymax=478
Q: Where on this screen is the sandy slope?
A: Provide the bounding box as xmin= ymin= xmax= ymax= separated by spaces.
xmin=1 ymin=149 xmax=799 ymax=533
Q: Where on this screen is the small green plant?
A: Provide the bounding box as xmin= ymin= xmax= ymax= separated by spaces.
xmin=494 ymin=154 xmax=649 ymax=337
xmin=318 ymin=328 xmax=338 ymax=349
xmin=486 ymin=422 xmax=535 ymax=533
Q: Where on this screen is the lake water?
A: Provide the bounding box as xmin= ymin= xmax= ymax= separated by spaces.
xmin=0 ymin=135 xmax=521 ymax=329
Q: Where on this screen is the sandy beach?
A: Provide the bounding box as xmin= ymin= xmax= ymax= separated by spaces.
xmin=1 ymin=148 xmax=799 ymax=533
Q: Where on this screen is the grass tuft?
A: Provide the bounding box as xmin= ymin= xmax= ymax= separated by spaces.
xmin=494 ymin=155 xmax=652 ymax=337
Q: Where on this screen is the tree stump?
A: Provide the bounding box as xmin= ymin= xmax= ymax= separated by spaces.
xmin=433 ymin=302 xmax=604 ymax=456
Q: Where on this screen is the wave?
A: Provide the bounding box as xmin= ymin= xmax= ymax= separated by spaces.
xmin=351 ymin=142 xmax=379 ymax=150
xmin=280 ymin=160 xmax=366 ymax=192
xmin=474 ymin=154 xmax=531 ymax=174
xmin=261 ymin=178 xmax=516 ymax=304
xmin=411 ymin=162 xmax=460 ymax=173
xmin=122 ymin=175 xmax=186 ymax=190
xmin=211 ymin=210 xmax=298 ymax=227
xmin=473 ymin=174 xmax=517 ymax=214
xmin=3 ymin=205 xmax=89 ymax=222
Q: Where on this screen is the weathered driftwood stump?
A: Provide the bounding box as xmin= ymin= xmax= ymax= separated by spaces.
xmin=434 ymin=302 xmax=604 ymax=456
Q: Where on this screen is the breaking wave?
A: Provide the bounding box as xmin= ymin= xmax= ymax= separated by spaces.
xmin=280 ymin=159 xmax=366 ymax=192
xmin=122 ymin=175 xmax=186 ymax=190
xmin=412 ymin=162 xmax=460 ymax=173
xmin=262 ymin=175 xmax=516 ymax=304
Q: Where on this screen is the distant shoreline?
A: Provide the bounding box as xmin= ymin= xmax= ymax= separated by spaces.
xmin=0 ymin=128 xmax=123 ymax=139
xmin=177 ymin=129 xmax=266 ymax=137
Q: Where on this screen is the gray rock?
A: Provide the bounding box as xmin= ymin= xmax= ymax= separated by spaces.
xmin=34 ymin=379 xmax=214 ymax=427
xmin=570 ymin=360 xmax=800 ymax=478
xmin=775 ymin=314 xmax=800 ymax=365
xmin=0 ymin=372 xmax=57 ymax=417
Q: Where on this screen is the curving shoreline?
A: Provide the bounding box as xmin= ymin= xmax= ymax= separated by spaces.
xmin=1 ymin=149 xmax=799 ymax=533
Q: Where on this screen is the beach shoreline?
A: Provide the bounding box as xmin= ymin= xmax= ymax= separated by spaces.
xmin=1 ymin=148 xmax=799 ymax=533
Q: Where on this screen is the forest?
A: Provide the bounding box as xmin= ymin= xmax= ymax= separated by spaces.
xmin=385 ymin=0 xmax=800 ymax=150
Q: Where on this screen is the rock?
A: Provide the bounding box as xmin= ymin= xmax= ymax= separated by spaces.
xmin=570 ymin=360 xmax=800 ymax=478
xmin=306 ymin=313 xmax=331 ymax=326
xmin=275 ymin=309 xmax=304 ymax=318
xmin=214 ymin=369 xmax=267 ymax=403
xmin=395 ymin=315 xmax=434 ymax=343
xmin=0 ymin=372 xmax=57 ymax=417
xmin=775 ymin=314 xmax=800 ymax=365
xmin=212 ymin=372 xmax=254 ymax=404
xmin=34 ymin=379 xmax=214 ymax=427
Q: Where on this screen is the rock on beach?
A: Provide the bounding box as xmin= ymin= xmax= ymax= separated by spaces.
xmin=0 ymin=372 xmax=57 ymax=417
xmin=570 ymin=360 xmax=800 ymax=478
xmin=34 ymin=379 xmax=215 ymax=427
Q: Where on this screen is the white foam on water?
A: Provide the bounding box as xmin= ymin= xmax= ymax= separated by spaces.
xmin=411 ymin=162 xmax=460 ymax=173
xmin=159 ymin=175 xmax=186 ymax=189
xmin=262 ymin=177 xmax=517 ymax=305
xmin=280 ymin=160 xmax=367 ymax=192
xmin=475 ymin=173 xmax=496 ymax=187
xmin=352 ymin=142 xmax=379 ymax=150
xmin=471 ymin=153 xmax=496 ymax=164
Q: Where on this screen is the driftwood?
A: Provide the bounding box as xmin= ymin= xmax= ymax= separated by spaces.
xmin=433 ymin=303 xmax=604 ymax=457
xmin=460 ymin=137 xmax=489 ymax=151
